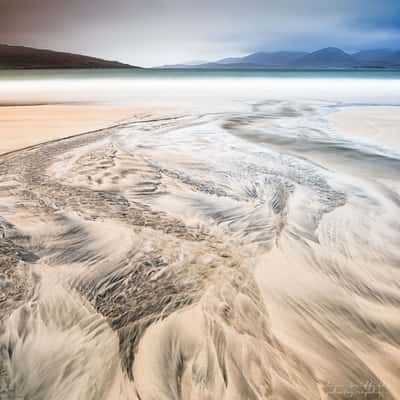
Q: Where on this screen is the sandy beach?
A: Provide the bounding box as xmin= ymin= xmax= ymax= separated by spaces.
xmin=328 ymin=105 xmax=400 ymax=149
xmin=3 ymin=0 xmax=400 ymax=394
xmin=2 ymin=103 xmax=399 ymax=156
xmin=1 ymin=76 xmax=400 ymax=400
xmin=0 ymin=104 xmax=153 ymax=154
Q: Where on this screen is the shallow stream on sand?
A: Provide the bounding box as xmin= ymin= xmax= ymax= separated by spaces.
xmin=1 ymin=74 xmax=400 ymax=399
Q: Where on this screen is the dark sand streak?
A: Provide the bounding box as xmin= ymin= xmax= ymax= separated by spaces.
xmin=1 ymin=107 xmax=399 ymax=399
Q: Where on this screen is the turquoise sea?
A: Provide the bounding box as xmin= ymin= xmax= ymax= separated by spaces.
xmin=1 ymin=67 xmax=400 ymax=80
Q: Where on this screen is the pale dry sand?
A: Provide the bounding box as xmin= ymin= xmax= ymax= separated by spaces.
xmin=0 ymin=104 xmax=152 ymax=154
xmin=1 ymin=101 xmax=400 ymax=399
xmin=328 ymin=106 xmax=400 ymax=149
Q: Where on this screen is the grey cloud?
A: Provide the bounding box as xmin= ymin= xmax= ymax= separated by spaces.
xmin=0 ymin=0 xmax=399 ymax=66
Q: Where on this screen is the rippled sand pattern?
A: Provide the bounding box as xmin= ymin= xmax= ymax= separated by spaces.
xmin=1 ymin=101 xmax=400 ymax=399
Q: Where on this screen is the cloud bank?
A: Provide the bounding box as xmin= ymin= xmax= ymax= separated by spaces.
xmin=0 ymin=0 xmax=399 ymax=66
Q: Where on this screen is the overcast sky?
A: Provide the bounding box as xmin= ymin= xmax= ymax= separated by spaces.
xmin=1 ymin=0 xmax=399 ymax=66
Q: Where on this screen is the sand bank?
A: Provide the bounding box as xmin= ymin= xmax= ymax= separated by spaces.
xmin=0 ymin=104 xmax=151 ymax=154
xmin=328 ymin=106 xmax=400 ymax=149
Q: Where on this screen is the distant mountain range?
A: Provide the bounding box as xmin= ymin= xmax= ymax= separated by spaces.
xmin=2 ymin=44 xmax=399 ymax=70
xmin=161 ymin=47 xmax=400 ymax=69
xmin=0 ymin=44 xmax=139 ymax=69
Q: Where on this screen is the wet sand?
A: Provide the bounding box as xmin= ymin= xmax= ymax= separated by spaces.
xmin=328 ymin=106 xmax=400 ymax=149
xmin=1 ymin=99 xmax=400 ymax=400
xmin=0 ymin=105 xmax=152 ymax=154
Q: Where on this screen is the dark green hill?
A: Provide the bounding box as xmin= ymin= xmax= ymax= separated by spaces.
xmin=0 ymin=44 xmax=139 ymax=69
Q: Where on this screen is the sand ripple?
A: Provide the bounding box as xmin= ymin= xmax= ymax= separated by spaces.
xmin=1 ymin=103 xmax=400 ymax=399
